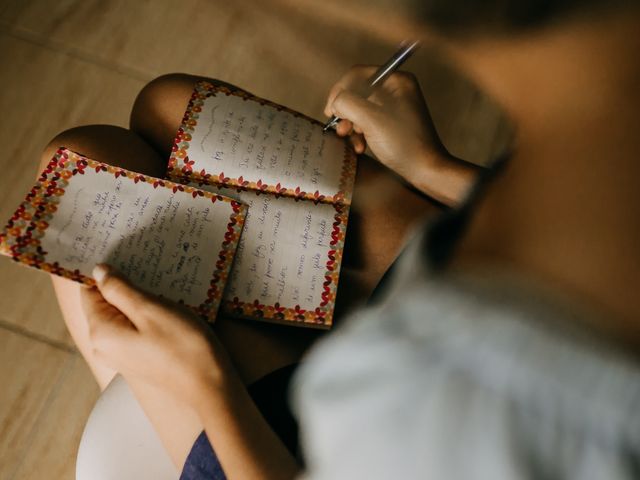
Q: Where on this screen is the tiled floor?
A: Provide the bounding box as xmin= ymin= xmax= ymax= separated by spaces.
xmin=0 ymin=1 xmax=509 ymax=478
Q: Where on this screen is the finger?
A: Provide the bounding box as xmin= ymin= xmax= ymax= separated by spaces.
xmin=349 ymin=133 xmax=367 ymax=154
xmin=324 ymin=65 xmax=378 ymax=116
xmin=383 ymin=71 xmax=421 ymax=97
xmin=336 ymin=119 xmax=353 ymax=137
xmin=81 ymin=286 xmax=137 ymax=353
xmin=324 ymin=86 xmax=344 ymax=118
xmin=92 ymin=264 xmax=158 ymax=325
xmin=331 ymin=90 xmax=384 ymax=135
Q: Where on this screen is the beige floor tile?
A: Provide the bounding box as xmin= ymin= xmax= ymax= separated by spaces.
xmin=0 ymin=328 xmax=70 ymax=478
xmin=11 ymin=355 xmax=99 ymax=480
xmin=0 ymin=0 xmax=363 ymax=108
xmin=2 ymin=0 xmax=509 ymax=164
xmin=0 ymin=32 xmax=145 ymax=342
xmin=0 ymin=262 xmax=71 ymax=345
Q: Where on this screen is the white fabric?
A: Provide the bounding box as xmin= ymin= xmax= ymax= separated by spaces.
xmin=292 ymin=228 xmax=640 ymax=480
xmin=76 ymin=374 xmax=177 ymax=480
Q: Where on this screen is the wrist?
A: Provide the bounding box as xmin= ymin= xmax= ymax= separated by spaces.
xmin=417 ymin=136 xmax=457 ymax=172
xmin=414 ymin=143 xmax=478 ymax=207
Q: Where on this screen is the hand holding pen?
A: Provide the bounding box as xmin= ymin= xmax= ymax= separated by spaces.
xmin=324 ymin=40 xmax=420 ymax=131
xmin=320 ymin=40 xmax=478 ymax=206
xmin=322 ymin=41 xmax=479 ymax=206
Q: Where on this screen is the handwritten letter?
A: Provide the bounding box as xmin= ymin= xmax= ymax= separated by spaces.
xmin=201 ymin=185 xmax=338 ymax=311
xmin=188 ymin=92 xmax=348 ymax=198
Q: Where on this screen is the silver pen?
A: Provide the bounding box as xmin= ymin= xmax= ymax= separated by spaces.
xmin=323 ymin=40 xmax=420 ymax=132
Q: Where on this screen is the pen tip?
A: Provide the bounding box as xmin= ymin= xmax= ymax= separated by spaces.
xmin=323 ymin=120 xmax=336 ymax=132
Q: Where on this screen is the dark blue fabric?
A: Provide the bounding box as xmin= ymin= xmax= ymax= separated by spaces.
xmin=180 ymin=431 xmax=226 ymax=480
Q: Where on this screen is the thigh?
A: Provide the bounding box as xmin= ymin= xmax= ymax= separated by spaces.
xmin=41 ymin=125 xmax=202 ymax=469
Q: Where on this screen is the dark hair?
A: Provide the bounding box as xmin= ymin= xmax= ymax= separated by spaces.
xmin=409 ymin=0 xmax=633 ymax=36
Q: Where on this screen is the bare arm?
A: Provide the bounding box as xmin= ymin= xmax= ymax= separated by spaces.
xmin=193 ymin=378 xmax=299 ymax=480
xmin=81 ymin=265 xmax=299 ymax=480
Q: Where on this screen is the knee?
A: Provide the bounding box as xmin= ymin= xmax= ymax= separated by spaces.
xmin=41 ymin=130 xmax=68 ymax=167
xmin=129 ymin=74 xmax=241 ymax=158
xmin=41 ymin=125 xmax=128 ymax=162
xmin=39 ymin=125 xmax=163 ymax=178
xmin=40 ymin=126 xmax=102 ymax=172
xmin=129 ymin=73 xmax=237 ymax=134
xmin=129 ymin=73 xmax=198 ymax=133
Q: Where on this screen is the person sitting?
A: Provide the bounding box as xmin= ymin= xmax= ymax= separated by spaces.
xmin=44 ymin=0 xmax=640 ymax=478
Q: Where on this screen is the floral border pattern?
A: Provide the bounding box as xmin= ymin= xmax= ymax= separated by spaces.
xmin=167 ymin=80 xmax=358 ymax=206
xmin=220 ymin=200 xmax=348 ymax=329
xmin=0 ymin=147 xmax=246 ymax=322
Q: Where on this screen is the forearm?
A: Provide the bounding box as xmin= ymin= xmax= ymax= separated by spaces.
xmin=194 ymin=375 xmax=300 ymax=480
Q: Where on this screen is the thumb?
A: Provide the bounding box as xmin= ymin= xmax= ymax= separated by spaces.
xmin=92 ymin=264 xmax=156 ymax=323
xmin=330 ymin=90 xmax=384 ymax=134
xmin=81 ymin=285 xmax=137 ymax=348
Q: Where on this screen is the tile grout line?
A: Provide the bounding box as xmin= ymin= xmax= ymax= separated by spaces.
xmin=0 ymin=317 xmax=77 ymax=353
xmin=5 ymin=25 xmax=154 ymax=83
xmin=7 ymin=354 xmax=78 ymax=480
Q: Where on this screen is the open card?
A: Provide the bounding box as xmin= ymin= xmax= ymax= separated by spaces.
xmin=166 ymin=81 xmax=357 ymax=328
xmin=0 ymin=148 xmax=246 ymax=321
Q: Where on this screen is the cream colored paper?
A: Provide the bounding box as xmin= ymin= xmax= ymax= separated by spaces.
xmin=188 ymin=92 xmax=348 ymax=199
xmin=200 ymin=185 xmax=338 ymax=311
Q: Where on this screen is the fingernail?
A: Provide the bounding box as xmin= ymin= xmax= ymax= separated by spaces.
xmin=92 ymin=264 xmax=109 ymax=284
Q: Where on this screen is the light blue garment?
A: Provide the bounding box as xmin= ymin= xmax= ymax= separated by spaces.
xmin=293 ymin=225 xmax=640 ymax=480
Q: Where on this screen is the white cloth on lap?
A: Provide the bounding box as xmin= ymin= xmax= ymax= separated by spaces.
xmin=293 ymin=225 xmax=640 ymax=480
xmin=76 ymin=375 xmax=177 ymax=480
